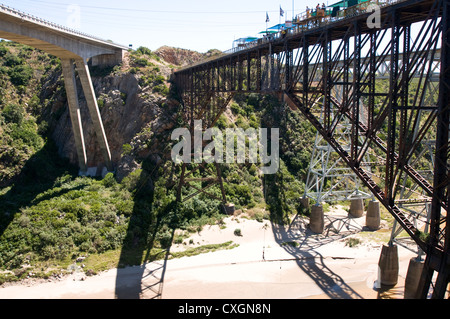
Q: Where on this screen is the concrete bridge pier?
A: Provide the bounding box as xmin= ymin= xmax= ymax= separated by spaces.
xmin=378 ymin=244 xmax=399 ymax=287
xmin=61 ymin=58 xmax=113 ymax=175
xmin=75 ymin=58 xmax=113 ymax=173
xmin=349 ymin=198 xmax=365 ymax=218
xmin=61 ymin=59 xmax=88 ymax=173
xmin=366 ymin=200 xmax=381 ymax=230
xmin=309 ymin=204 xmax=324 ymax=234
xmin=404 ymin=257 xmax=425 ymax=299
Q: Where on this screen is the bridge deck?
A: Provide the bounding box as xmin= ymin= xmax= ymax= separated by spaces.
xmin=0 ymin=4 xmax=128 ymax=61
xmin=175 ymin=0 xmax=437 ymax=74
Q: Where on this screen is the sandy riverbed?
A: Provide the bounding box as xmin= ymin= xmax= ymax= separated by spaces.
xmin=0 ymin=206 xmax=418 ymax=299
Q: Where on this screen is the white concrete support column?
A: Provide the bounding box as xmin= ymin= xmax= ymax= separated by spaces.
xmin=61 ymin=59 xmax=87 ymax=173
xmin=74 ymin=58 xmax=113 ymax=172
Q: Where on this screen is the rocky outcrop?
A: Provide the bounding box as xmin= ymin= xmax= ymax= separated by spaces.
xmin=154 ymin=46 xmax=203 ymax=66
xmin=50 ymin=59 xmax=179 ymax=176
xmin=154 ymin=46 xmax=222 ymax=67
xmin=46 ymin=46 xmax=221 ymax=178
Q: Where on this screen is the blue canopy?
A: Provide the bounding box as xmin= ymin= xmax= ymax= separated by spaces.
xmin=267 ymin=23 xmax=294 ymax=31
xmin=233 ymin=37 xmax=258 ymax=44
xmin=258 ymin=30 xmax=278 ymax=34
xmin=233 ymin=37 xmax=258 ymax=47
xmin=240 ymin=37 xmax=258 ymax=42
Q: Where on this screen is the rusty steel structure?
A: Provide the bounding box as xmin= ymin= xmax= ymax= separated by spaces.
xmin=174 ymin=0 xmax=449 ymax=298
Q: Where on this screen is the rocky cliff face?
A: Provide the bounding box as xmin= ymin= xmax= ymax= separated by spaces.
xmin=48 ymin=48 xmax=192 ymax=178
xmin=155 ymin=46 xmax=204 ymax=66
xmin=53 ymin=75 xmax=167 ymax=171
xmin=154 ymin=46 xmax=221 ymax=67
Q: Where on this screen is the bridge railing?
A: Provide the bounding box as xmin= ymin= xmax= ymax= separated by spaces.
xmin=0 ymin=3 xmax=128 ymax=49
xmin=176 ymin=0 xmax=410 ymax=72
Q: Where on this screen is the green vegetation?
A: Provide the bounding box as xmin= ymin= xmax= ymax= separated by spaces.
xmin=0 ymin=41 xmax=60 ymax=187
xmin=8 ymin=64 xmax=33 ymax=87
xmin=345 ymin=237 xmax=362 ymax=247
xmin=281 ymin=241 xmax=300 ymax=248
xmin=128 ymin=47 xmax=170 ymax=95
xmin=170 ymin=241 xmax=238 ymax=259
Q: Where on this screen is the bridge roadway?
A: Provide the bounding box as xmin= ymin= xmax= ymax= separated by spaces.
xmin=173 ymin=0 xmax=449 ymax=298
xmin=0 ymin=4 xmax=127 ymax=65
xmin=0 ymin=4 xmax=129 ymax=173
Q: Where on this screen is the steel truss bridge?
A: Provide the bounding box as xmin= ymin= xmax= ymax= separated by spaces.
xmin=173 ymin=0 xmax=449 ymax=298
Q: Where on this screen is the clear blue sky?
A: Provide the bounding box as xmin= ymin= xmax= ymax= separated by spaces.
xmin=1 ymin=0 xmax=324 ymax=53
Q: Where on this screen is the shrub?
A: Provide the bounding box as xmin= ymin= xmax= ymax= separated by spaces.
xmin=230 ymin=102 xmax=244 ymax=116
xmin=153 ymin=75 xmax=165 ymax=85
xmin=97 ymin=97 xmax=105 ymax=108
xmin=133 ymin=57 xmax=149 ymax=67
xmin=215 ymin=115 xmax=228 ymax=130
xmin=0 ymin=45 xmax=8 ymax=57
xmin=345 ymin=237 xmax=361 ymax=247
xmin=136 ymin=46 xmax=152 ymax=56
xmin=102 ymin=172 xmax=116 ymax=187
xmin=120 ymin=92 xmax=127 ymax=104
xmin=9 ymin=121 xmax=43 ymax=151
xmin=121 ymin=143 xmax=133 ymax=156
xmin=2 ymin=103 xmax=23 ymax=124
xmin=152 ymin=84 xmax=169 ymax=95
xmin=3 ymin=52 xmax=23 ymax=67
xmin=121 ymin=169 xmax=143 ymax=192
xmin=8 ymin=64 xmax=33 ymax=86
xmin=157 ymin=229 xmax=173 ymax=249
xmin=234 ymin=228 xmax=242 ymax=236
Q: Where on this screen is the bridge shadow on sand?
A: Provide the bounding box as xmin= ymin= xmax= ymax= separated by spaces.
xmin=114 ymin=163 xmax=177 ymax=299
xmin=270 ymin=209 xmax=367 ymax=299
xmin=114 ymin=224 xmax=174 ymax=299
